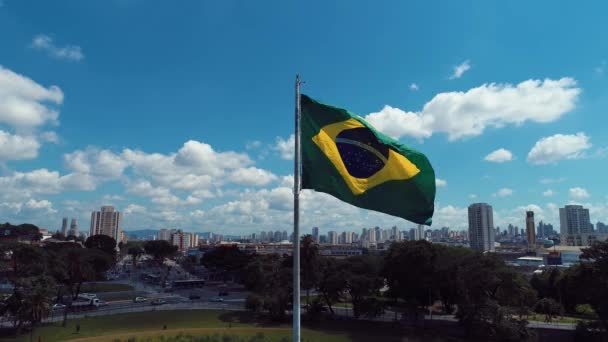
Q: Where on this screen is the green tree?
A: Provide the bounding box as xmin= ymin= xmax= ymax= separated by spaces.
xmin=143 ymin=240 xmax=178 ymax=263
xmin=300 ymin=235 xmax=319 ymax=306
xmin=316 ymin=257 xmax=345 ymax=315
xmin=84 ymin=234 xmax=117 ymax=255
xmin=383 ymin=240 xmax=436 ymax=322
xmin=127 ymin=245 xmax=145 ymax=269
xmin=343 ymin=255 xmax=384 ymax=318
xmin=534 ymin=298 xmax=563 ymax=322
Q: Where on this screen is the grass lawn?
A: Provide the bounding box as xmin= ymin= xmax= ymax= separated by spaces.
xmin=525 ymin=314 xmax=584 ymax=324
xmin=80 ymin=283 xmax=134 ymax=293
xmin=0 ymin=310 xmax=457 ymax=342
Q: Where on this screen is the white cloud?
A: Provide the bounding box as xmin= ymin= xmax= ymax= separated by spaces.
xmin=245 ymin=140 xmax=262 ymax=150
xmin=569 ymin=187 xmax=590 ymax=200
xmin=365 ymin=78 xmax=580 ymax=141
xmin=275 ymin=134 xmax=294 ymax=160
xmin=543 ymin=189 xmax=555 ymax=197
xmin=0 ymin=131 xmax=40 ymax=160
xmin=64 ymin=147 xmax=128 ymax=179
xmin=527 ymin=132 xmax=591 ymax=165
xmin=540 ymin=177 xmax=566 ymax=184
xmin=494 ymin=188 xmax=513 ymax=197
xmin=449 ymin=60 xmax=471 ymax=79
xmin=229 ymin=167 xmax=277 ymax=186
xmin=40 ymin=131 xmax=59 ymax=144
xmin=409 ymin=83 xmax=419 ymax=91
xmin=484 ymin=148 xmax=513 ymax=163
xmin=24 ymin=199 xmax=55 ymax=212
xmin=0 ymin=65 xmax=63 ymax=129
xmin=125 ymin=204 xmax=146 ymax=215
xmin=31 ymin=34 xmax=84 ymax=61
xmin=469 ymin=194 xmax=477 ymax=199
xmin=435 ymin=178 xmax=447 ymax=187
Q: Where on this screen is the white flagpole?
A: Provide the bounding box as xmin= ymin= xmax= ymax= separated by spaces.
xmin=293 ymin=74 xmax=302 ymax=342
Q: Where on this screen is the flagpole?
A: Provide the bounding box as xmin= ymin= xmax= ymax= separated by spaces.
xmin=293 ymin=74 xmax=302 ymax=342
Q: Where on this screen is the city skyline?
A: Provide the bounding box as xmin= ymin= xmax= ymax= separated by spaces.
xmin=1 ymin=1 xmax=608 ymax=235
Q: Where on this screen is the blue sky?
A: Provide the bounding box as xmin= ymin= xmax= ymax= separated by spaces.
xmin=0 ymin=0 xmax=607 ymax=235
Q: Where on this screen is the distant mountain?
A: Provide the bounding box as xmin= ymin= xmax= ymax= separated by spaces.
xmin=124 ymin=229 xmax=158 ymax=239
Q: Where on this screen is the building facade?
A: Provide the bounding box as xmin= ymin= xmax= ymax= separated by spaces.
xmin=468 ymin=203 xmax=495 ymax=252
xmin=90 ymin=206 xmax=122 ymax=241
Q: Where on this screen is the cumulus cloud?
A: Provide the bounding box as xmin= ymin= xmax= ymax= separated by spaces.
xmin=484 ymin=148 xmax=513 ymax=163
xmin=31 ymin=34 xmax=84 ymax=61
xmin=409 ymin=83 xmax=419 ymax=91
xmin=125 ymin=204 xmax=146 ymax=214
xmin=275 ymin=134 xmax=294 ymax=160
xmin=435 ymin=178 xmax=447 ymax=187
xmin=366 ymin=78 xmax=580 ymax=141
xmin=527 ymin=132 xmax=591 ymax=165
xmin=64 ymin=147 xmax=128 ymax=179
xmin=0 ymin=131 xmax=40 ymax=160
xmin=494 ymin=188 xmax=513 ymax=197
xmin=469 ymin=194 xmax=477 ymax=199
xmin=229 ymin=167 xmax=277 ymax=186
xmin=40 ymin=131 xmax=59 ymax=144
xmin=0 ymin=65 xmax=63 ymax=129
xmin=449 ymin=60 xmax=471 ymax=79
xmin=543 ymin=189 xmax=555 ymax=197
xmin=569 ymin=187 xmax=590 ymax=200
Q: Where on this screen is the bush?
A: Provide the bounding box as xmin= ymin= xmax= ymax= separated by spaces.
xmin=245 ymin=294 xmax=263 ymax=313
xmin=534 ymin=298 xmax=563 ymax=322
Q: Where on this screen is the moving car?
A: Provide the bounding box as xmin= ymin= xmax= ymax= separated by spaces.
xmin=133 ymin=296 xmax=147 ymax=303
xmin=151 ymin=298 xmax=166 ymax=306
xmin=52 ymin=303 xmax=67 ymax=310
xmin=209 ymin=296 xmax=224 ymax=302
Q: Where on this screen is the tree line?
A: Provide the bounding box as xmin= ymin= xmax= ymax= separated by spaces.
xmin=202 ymin=236 xmax=608 ymax=341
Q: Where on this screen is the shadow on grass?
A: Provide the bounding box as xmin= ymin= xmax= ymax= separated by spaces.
xmin=218 ymin=311 xmax=463 ymax=342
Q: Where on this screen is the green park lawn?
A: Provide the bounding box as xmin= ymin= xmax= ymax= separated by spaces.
xmin=80 ymin=283 xmax=135 ymax=293
xmin=0 ymin=310 xmax=455 ymax=342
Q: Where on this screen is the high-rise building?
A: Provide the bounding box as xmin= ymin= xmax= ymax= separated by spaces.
xmin=559 ymin=205 xmax=593 ymax=246
xmin=312 ymin=227 xmax=319 ymax=243
xmin=281 ymin=230 xmax=288 ymax=241
xmin=417 ymin=224 xmax=425 ymax=241
xmin=468 ymin=203 xmax=495 ymax=252
xmin=409 ymin=228 xmax=416 ymax=241
xmin=69 ymin=218 xmax=78 ymax=237
xmin=90 ymin=206 xmax=122 ymax=241
xmin=391 ymin=226 xmax=398 ymax=240
xmin=559 ymin=205 xmax=591 ymax=236
xmin=158 ymin=228 xmax=174 ymax=241
xmin=328 ymin=231 xmax=338 ymax=245
xmin=273 ymin=230 xmax=282 ymax=242
xmin=597 ymin=222 xmax=608 ymax=234
xmin=171 ymin=229 xmax=191 ymax=250
xmin=61 ymin=217 xmax=68 ymax=236
xmin=526 ymin=211 xmax=535 ymax=250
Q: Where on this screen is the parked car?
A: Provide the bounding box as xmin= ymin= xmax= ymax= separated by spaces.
xmin=151 ymin=298 xmax=166 ymax=305
xmin=79 ymin=293 xmax=97 ymax=300
xmin=189 ymin=294 xmax=201 ymax=300
xmin=209 ymin=296 xmax=224 ymax=302
xmin=52 ymin=303 xmax=67 ymax=310
xmin=97 ymin=300 xmax=109 ymax=307
xmin=133 ymin=296 xmax=147 ymax=303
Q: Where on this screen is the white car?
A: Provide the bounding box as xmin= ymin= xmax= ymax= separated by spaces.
xmin=52 ymin=303 xmax=66 ymax=310
xmin=79 ymin=293 xmax=97 ymax=299
xmin=209 ymin=296 xmax=224 ymax=302
xmin=133 ymin=296 xmax=147 ymax=303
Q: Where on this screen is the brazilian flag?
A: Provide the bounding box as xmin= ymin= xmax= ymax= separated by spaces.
xmin=301 ymin=94 xmax=435 ymax=225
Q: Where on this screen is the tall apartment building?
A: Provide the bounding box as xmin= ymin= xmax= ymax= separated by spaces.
xmin=559 ymin=205 xmax=595 ymax=246
xmin=417 ymin=224 xmax=425 ymax=241
xmin=468 ymin=203 xmax=495 ymax=252
xmin=69 ymin=218 xmax=78 ymax=237
xmin=171 ymin=229 xmax=190 ymax=251
xmin=158 ymin=228 xmax=175 ymax=241
xmin=526 ymin=211 xmax=535 ymax=250
xmin=328 ymin=231 xmax=338 ymax=245
xmin=61 ymin=217 xmax=68 ymax=236
xmin=312 ymin=227 xmax=319 ymax=243
xmin=90 ymin=206 xmax=122 ymax=241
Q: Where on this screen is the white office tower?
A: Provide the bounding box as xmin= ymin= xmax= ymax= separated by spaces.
xmin=468 ymin=203 xmax=495 ymax=252
xmin=90 ymin=206 xmax=123 ymax=241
